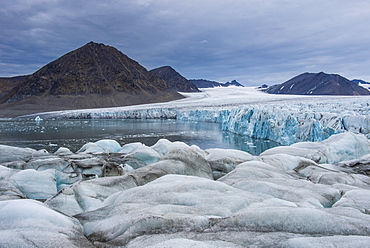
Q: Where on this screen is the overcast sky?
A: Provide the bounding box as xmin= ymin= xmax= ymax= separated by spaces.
xmin=1 ymin=0 xmax=370 ymax=86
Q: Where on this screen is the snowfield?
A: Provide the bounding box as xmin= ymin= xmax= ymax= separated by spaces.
xmin=1 ymin=87 xmax=370 ymax=247
xmin=26 ymin=86 xmax=370 ymax=145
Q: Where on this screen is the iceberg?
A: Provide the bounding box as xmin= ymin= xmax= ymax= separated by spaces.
xmin=35 ymin=115 xmax=42 ymax=124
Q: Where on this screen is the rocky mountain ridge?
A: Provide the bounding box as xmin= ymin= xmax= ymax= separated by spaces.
xmin=190 ymin=79 xmax=243 ymax=88
xmin=0 ymin=42 xmax=184 ymax=117
xmin=149 ymin=66 xmax=200 ymax=92
xmin=0 ymin=75 xmax=27 ymax=104
xmin=266 ymin=72 xmax=370 ymax=95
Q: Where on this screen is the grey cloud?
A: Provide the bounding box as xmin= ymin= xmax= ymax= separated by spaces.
xmin=1 ymin=0 xmax=370 ymax=85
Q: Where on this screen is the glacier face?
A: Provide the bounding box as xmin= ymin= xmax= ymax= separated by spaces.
xmin=29 ymin=87 xmax=370 ymax=145
xmin=39 ymin=102 xmax=370 ymax=146
xmin=176 ymin=100 xmax=370 ymax=145
xmin=219 ymin=102 xmax=370 ymax=145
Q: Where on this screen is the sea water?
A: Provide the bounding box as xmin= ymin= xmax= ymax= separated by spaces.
xmin=0 ymin=119 xmax=279 ymax=155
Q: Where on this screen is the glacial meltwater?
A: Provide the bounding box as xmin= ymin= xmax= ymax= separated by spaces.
xmin=0 ymin=119 xmax=279 ymax=155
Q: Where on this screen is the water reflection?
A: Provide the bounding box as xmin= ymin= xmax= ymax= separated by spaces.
xmin=0 ymin=119 xmax=279 ymax=155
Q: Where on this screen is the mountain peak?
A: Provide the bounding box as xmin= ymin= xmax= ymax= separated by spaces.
xmin=190 ymin=79 xmax=244 ymax=88
xmin=150 ymin=66 xmax=200 ymax=92
xmin=224 ymin=80 xmax=244 ymax=87
xmin=0 ymin=42 xmax=184 ymax=117
xmin=266 ymin=72 xmax=370 ymax=95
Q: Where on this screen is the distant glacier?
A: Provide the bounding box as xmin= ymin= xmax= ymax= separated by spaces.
xmin=29 ymin=87 xmax=370 ymax=145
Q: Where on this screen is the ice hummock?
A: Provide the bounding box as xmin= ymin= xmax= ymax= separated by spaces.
xmin=0 ymin=199 xmax=93 ymax=247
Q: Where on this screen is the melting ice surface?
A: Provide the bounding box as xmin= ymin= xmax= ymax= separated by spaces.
xmin=0 ymin=118 xmax=278 ymax=155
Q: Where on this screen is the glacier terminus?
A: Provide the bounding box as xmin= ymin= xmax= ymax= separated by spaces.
xmin=27 ymin=86 xmax=370 ymax=146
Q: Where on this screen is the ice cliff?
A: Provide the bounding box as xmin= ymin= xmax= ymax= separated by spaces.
xmin=177 ymin=100 xmax=370 ymax=145
xmin=22 ymin=87 xmax=370 ymax=145
xmin=38 ymin=99 xmax=370 ymax=146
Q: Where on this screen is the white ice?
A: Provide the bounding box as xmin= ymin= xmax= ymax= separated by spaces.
xmin=260 ymin=132 xmax=370 ymax=164
xmin=10 ymin=169 xmax=57 ymax=199
xmin=45 ymin=141 xmax=214 ymax=216
xmin=77 ymin=139 xmax=122 ymax=154
xmin=1 ymin=133 xmax=370 ymax=247
xmin=0 ymin=199 xmax=92 ymax=247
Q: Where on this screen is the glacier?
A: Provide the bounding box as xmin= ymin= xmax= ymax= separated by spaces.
xmin=27 ymin=87 xmax=370 ymax=146
xmin=1 ymin=133 xmax=370 ymax=247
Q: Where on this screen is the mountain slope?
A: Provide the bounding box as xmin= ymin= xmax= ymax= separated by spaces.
xmin=224 ymin=80 xmax=244 ymax=87
xmin=150 ymin=66 xmax=200 ymax=92
xmin=189 ymin=79 xmax=223 ymax=88
xmin=190 ymin=79 xmax=243 ymax=88
xmin=266 ymin=72 xmax=370 ymax=95
xmin=0 ymin=75 xmax=27 ymax=103
xmin=0 ymin=42 xmax=184 ymax=117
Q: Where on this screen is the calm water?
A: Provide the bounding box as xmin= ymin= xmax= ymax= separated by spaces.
xmin=0 ymin=119 xmax=279 ymax=155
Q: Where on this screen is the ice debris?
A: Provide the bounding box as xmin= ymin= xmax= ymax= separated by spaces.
xmin=0 ymin=134 xmax=370 ymax=247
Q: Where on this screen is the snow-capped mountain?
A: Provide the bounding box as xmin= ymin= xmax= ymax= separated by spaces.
xmin=266 ymin=72 xmax=370 ymax=95
xmin=190 ymin=79 xmax=244 ymax=88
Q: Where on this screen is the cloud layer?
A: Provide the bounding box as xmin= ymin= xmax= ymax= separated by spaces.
xmin=1 ymin=0 xmax=370 ymax=85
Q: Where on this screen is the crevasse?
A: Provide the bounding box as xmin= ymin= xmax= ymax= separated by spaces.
xmin=176 ymin=105 xmax=368 ymax=145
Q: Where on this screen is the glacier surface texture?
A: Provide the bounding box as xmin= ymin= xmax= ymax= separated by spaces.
xmin=1 ymin=133 xmax=370 ymax=247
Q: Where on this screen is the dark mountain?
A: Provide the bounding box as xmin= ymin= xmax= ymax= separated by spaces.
xmin=266 ymin=72 xmax=370 ymax=95
xmin=0 ymin=42 xmax=184 ymax=117
xmin=190 ymin=79 xmax=222 ymax=88
xmin=224 ymin=80 xmax=244 ymax=87
xmin=190 ymin=79 xmax=244 ymax=88
xmin=149 ymin=66 xmax=200 ymax=92
xmin=0 ymin=75 xmax=28 ymax=103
